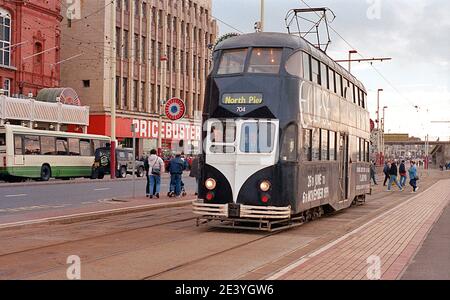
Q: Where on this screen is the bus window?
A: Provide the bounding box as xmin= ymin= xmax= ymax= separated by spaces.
xmin=14 ymin=135 xmax=22 ymax=155
xmin=0 ymin=133 xmax=5 ymax=146
xmin=311 ymin=58 xmax=320 ymax=84
xmin=240 ymin=122 xmax=275 ymax=154
xmin=56 ymin=138 xmax=68 ymax=155
xmin=24 ymin=136 xmax=41 ymax=155
xmin=248 ymin=48 xmax=282 ymax=74
xmin=80 ymin=139 xmax=92 ymax=156
xmin=285 ymin=51 xmax=303 ymax=77
xmin=41 ymin=136 xmax=56 ymax=155
xmin=69 ymin=138 xmax=80 ymax=156
xmin=217 ymin=49 xmax=247 ymax=75
xmin=281 ymin=124 xmax=297 ymax=161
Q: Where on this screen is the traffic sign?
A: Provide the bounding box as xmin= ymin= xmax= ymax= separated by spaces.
xmin=165 ymin=97 xmax=186 ymax=121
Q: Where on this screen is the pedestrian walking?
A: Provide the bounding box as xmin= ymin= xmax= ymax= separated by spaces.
xmin=387 ymin=160 xmax=403 ymax=191
xmin=408 ymin=160 xmax=419 ymax=193
xmin=399 ymin=160 xmax=407 ymax=187
xmin=145 ymin=149 xmax=164 ymax=199
xmin=370 ymin=160 xmax=378 ymax=185
xmin=189 ymin=155 xmax=200 ymax=195
xmin=383 ymin=161 xmax=390 ymax=186
xmin=168 ymin=154 xmax=186 ymax=198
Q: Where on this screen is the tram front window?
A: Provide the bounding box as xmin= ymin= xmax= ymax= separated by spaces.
xmin=248 ymin=48 xmax=282 ymax=74
xmin=0 ymin=133 xmax=5 ymax=147
xmin=210 ymin=121 xmax=236 ymax=153
xmin=240 ymin=122 xmax=275 ymax=153
xmin=217 ymin=49 xmax=247 ymax=75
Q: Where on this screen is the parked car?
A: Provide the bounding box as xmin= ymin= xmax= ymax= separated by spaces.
xmin=91 ymin=147 xmax=145 ymax=179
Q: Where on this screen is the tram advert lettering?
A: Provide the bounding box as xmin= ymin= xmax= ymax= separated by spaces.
xmin=222 ymin=93 xmax=263 ymax=105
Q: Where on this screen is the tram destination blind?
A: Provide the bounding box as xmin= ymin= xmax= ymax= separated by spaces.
xmin=222 ymin=93 xmax=263 ymax=105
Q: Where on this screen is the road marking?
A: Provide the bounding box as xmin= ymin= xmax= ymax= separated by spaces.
xmin=94 ymin=188 xmax=111 ymax=191
xmin=4 ymin=194 xmax=28 ymax=198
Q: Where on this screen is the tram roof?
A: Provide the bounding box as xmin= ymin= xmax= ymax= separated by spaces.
xmin=215 ymin=32 xmax=366 ymax=92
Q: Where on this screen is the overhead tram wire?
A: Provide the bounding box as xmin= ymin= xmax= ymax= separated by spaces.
xmin=299 ymin=0 xmax=420 ymax=111
xmin=211 ymin=15 xmax=244 ymax=34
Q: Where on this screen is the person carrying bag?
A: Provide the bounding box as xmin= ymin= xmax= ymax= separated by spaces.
xmin=147 ymin=149 xmax=164 ymax=199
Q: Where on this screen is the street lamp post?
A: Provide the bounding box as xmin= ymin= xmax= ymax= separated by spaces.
xmin=348 ymin=50 xmax=358 ymax=73
xmin=375 ymin=89 xmax=383 ymax=166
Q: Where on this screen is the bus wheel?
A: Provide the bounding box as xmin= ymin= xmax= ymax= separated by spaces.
xmin=40 ymin=165 xmax=51 ymax=181
xmin=119 ymin=166 xmax=127 ymax=178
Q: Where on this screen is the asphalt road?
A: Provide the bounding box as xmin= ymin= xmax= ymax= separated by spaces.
xmin=0 ymin=174 xmax=196 ymax=216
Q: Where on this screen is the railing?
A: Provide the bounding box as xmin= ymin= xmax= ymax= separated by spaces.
xmin=0 ymin=95 xmax=89 ymax=126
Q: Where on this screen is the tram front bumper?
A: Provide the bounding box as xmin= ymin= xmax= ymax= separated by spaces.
xmin=192 ymin=200 xmax=291 ymax=220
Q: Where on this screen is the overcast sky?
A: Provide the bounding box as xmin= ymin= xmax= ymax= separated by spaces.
xmin=212 ymin=0 xmax=450 ymax=141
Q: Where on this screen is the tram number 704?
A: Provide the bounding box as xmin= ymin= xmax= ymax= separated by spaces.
xmin=236 ymin=106 xmax=246 ymax=113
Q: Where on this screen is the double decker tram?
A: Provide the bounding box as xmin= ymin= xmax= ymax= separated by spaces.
xmin=193 ymin=32 xmax=371 ymax=231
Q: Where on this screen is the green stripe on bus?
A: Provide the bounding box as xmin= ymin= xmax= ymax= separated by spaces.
xmin=0 ymin=166 xmax=92 ymax=178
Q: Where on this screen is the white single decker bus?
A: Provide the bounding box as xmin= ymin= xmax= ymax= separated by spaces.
xmin=0 ymin=125 xmax=110 ymax=182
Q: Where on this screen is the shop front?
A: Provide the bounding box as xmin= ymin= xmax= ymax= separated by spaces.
xmin=87 ymin=115 xmax=202 ymax=159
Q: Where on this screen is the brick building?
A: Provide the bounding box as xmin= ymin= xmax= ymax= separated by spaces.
xmin=60 ymin=0 xmax=218 ymax=156
xmin=0 ymin=0 xmax=62 ymax=97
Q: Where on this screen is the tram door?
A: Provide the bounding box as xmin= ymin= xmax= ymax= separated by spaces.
xmin=339 ymin=133 xmax=349 ymax=200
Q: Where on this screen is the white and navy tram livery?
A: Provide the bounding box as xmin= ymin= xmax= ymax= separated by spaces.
xmin=193 ymin=32 xmax=371 ymax=228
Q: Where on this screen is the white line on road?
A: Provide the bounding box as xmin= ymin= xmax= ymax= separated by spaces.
xmin=94 ymin=188 xmax=111 ymax=191
xmin=4 ymin=194 xmax=28 ymax=198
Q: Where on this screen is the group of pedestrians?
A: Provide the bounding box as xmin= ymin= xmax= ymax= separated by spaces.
xmin=380 ymin=159 xmax=419 ymax=193
xmin=143 ymin=150 xmax=200 ymax=199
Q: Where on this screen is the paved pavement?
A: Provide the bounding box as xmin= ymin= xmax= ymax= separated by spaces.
xmin=269 ymin=179 xmax=450 ymax=280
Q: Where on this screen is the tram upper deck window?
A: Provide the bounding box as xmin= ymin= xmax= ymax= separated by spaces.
xmin=240 ymin=122 xmax=276 ymax=154
xmin=311 ymin=58 xmax=320 ymax=84
xmin=248 ymin=48 xmax=282 ymax=74
xmin=285 ymin=51 xmax=303 ymax=77
xmin=217 ymin=49 xmax=247 ymax=75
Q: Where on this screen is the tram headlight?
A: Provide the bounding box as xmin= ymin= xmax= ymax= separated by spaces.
xmin=205 ymin=178 xmax=217 ymax=190
xmin=259 ymin=180 xmax=271 ymax=192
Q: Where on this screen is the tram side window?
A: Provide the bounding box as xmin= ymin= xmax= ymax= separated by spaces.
xmin=303 ymin=129 xmax=312 ymax=161
xmin=248 ymin=48 xmax=282 ymax=74
xmin=80 ymin=139 xmax=92 ymax=156
xmin=336 ymin=73 xmax=342 ymax=97
xmin=281 ymin=124 xmax=298 ymax=162
xmin=56 ymin=138 xmax=69 ymax=155
xmin=320 ymin=129 xmax=328 ymax=160
xmin=240 ymin=122 xmax=275 ymax=154
xmin=311 ymin=58 xmax=320 ymax=85
xmin=217 ymin=49 xmax=247 ymax=75
xmin=41 ymin=136 xmax=56 ymax=155
xmin=285 ymin=51 xmax=303 ymax=77
xmin=329 ymin=131 xmax=336 ymax=161
xmin=14 ymin=135 xmax=23 ymax=155
xmin=320 ymin=63 xmax=328 ymax=89
xmin=362 ymin=92 xmax=366 ymax=109
xmin=24 ymin=135 xmax=41 ymax=155
xmin=328 ymin=69 xmax=335 ymax=93
xmin=303 ymin=52 xmax=311 ymax=81
xmin=312 ymin=129 xmax=320 ymax=161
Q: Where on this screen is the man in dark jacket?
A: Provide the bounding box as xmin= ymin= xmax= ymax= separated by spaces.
xmin=189 ymin=156 xmax=200 ymax=195
xmin=370 ymin=161 xmax=378 ymax=185
xmin=383 ymin=162 xmax=390 ymax=186
xmin=387 ymin=160 xmax=403 ymax=191
xmin=168 ymin=154 xmax=186 ymax=197
xmin=399 ymin=160 xmax=407 ymax=187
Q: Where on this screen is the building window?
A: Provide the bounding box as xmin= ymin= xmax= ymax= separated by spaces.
xmin=122 ymin=77 xmax=128 ymax=108
xmin=82 ymin=80 xmax=90 ymax=88
xmin=123 ymin=30 xmax=129 ymax=59
xmin=115 ymin=76 xmax=120 ymax=107
xmin=141 ymin=81 xmax=145 ymax=111
xmin=134 ymin=34 xmax=139 ymax=62
xmin=133 ymin=80 xmax=138 ymax=110
xmin=134 ymin=0 xmax=139 ymax=17
xmin=124 ymin=0 xmax=129 ymax=11
xmin=151 ymin=40 xmax=156 ymax=67
xmin=0 ymin=9 xmax=11 ymax=67
xmin=3 ymin=78 xmax=11 ymax=96
xmin=116 ymin=27 xmax=121 ymax=58
xmin=33 ymin=42 xmax=43 ymax=74
xmin=141 ymin=37 xmax=146 ymax=63
xmin=142 ymin=2 xmax=147 ymax=19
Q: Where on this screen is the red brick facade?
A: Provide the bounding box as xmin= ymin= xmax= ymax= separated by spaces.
xmin=0 ymin=0 xmax=62 ymax=97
